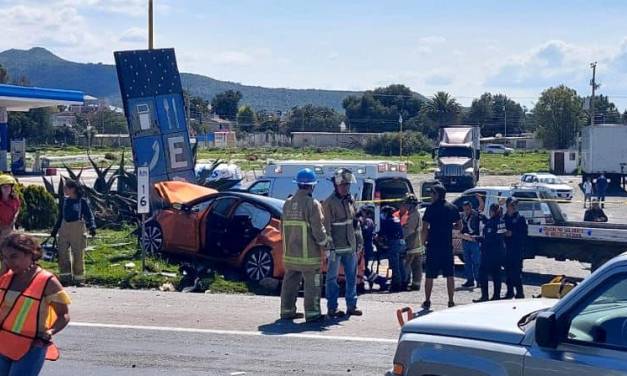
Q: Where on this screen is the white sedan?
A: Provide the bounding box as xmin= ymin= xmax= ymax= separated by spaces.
xmin=521 ymin=173 xmax=574 ymax=200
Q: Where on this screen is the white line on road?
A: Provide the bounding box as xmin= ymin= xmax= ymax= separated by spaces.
xmin=70 ymin=322 xmax=398 ymax=344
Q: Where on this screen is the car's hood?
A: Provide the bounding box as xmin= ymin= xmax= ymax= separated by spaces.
xmin=539 ymin=183 xmax=572 ymax=191
xmin=438 ymin=157 xmax=471 ymax=166
xmin=402 ymin=299 xmax=555 ymax=344
xmin=154 ymin=181 xmax=217 ymax=205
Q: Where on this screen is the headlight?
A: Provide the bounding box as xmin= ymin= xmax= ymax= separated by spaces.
xmin=465 ymin=168 xmax=474 ymax=175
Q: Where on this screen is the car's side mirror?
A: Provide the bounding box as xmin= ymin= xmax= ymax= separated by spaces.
xmin=535 ymin=311 xmax=559 ymax=348
xmin=172 ymin=203 xmax=183 ymax=211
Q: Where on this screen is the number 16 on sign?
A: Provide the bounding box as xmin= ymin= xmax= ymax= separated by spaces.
xmin=137 ymin=167 xmax=150 ymax=214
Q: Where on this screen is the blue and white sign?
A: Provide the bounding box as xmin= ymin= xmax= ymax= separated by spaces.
xmin=114 ymin=48 xmax=195 ymax=189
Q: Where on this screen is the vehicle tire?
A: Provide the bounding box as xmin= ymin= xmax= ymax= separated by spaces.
xmin=243 ymin=247 xmax=274 ymax=282
xmin=141 ymin=221 xmax=164 ymax=255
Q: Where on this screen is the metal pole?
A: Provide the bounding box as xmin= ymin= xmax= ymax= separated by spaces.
xmin=399 ymin=114 xmax=403 ymax=159
xmin=503 ymin=105 xmax=507 ymax=137
xmin=590 ymin=62 xmax=597 ymax=126
xmin=148 ymin=0 xmax=154 ymax=50
xmin=141 ymin=214 xmax=146 ymax=273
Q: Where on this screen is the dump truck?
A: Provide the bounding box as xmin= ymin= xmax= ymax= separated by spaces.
xmin=433 ymin=125 xmax=481 ymax=190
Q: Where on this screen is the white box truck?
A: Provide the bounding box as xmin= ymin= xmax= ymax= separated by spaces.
xmin=580 ymin=124 xmax=627 ymax=185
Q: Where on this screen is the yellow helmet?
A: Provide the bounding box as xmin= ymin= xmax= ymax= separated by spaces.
xmin=0 ymin=175 xmax=16 ymax=186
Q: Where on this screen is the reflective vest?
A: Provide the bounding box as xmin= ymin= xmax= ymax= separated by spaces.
xmin=0 ymin=269 xmax=60 ymax=361
xmin=282 ymin=190 xmax=328 ymax=270
xmin=322 ymin=194 xmax=360 ymax=254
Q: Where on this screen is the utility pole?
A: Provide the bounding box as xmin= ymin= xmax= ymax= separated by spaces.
xmin=503 ymin=104 xmax=507 ymax=137
xmin=399 ymin=114 xmax=403 ymax=159
xmin=148 ymin=0 xmax=154 ymax=49
xmin=590 ymin=62 xmax=600 ymax=126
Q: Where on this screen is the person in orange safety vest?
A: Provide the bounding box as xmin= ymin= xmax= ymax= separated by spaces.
xmin=0 ymin=233 xmax=71 ymax=376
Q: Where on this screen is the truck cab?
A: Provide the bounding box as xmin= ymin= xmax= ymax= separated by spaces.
xmin=433 ymin=126 xmax=481 ymax=191
xmin=389 ymin=252 xmax=627 ymax=376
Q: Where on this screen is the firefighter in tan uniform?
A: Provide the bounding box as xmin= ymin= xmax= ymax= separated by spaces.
xmin=401 ymin=193 xmax=424 ymax=291
xmin=323 ymin=169 xmax=363 ymax=317
xmin=280 ymin=168 xmax=328 ymax=323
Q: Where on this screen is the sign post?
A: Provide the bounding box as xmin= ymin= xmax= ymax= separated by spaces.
xmin=137 ymin=167 xmax=150 ymax=272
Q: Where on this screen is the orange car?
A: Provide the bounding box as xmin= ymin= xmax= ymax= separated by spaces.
xmin=142 ymin=181 xmax=365 ymax=285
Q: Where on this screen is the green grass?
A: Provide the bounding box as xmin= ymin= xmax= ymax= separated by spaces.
xmin=37 ymin=227 xmax=251 ymax=293
xmin=27 ymin=145 xmax=551 ymax=176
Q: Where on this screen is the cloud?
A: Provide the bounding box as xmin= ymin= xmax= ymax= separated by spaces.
xmin=119 ymin=27 xmax=147 ymax=43
xmin=419 ymin=36 xmax=446 ymax=45
xmin=424 ymin=73 xmax=452 ymax=86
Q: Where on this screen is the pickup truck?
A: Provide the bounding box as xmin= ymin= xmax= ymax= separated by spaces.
xmin=388 ymin=252 xmax=627 ymax=376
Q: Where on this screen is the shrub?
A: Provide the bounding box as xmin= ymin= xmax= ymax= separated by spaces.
xmin=364 ymin=132 xmax=433 ymax=156
xmin=17 ymin=185 xmax=58 ymax=230
xmin=104 ymin=152 xmax=117 ymax=161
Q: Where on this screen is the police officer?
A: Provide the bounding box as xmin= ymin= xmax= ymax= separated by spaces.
xmin=503 ymin=197 xmax=527 ymax=299
xmin=473 ymin=203 xmax=506 ymax=303
xmin=401 ymin=193 xmax=423 ymax=291
xmin=280 ymin=168 xmax=328 ymax=323
xmin=323 ymin=168 xmax=363 ymax=317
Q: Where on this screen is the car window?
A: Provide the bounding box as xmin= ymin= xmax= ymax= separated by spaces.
xmin=210 ymin=197 xmax=238 ymax=217
xmin=567 ymin=274 xmax=627 ymax=350
xmin=249 ymin=180 xmax=271 ymax=195
xmin=362 ymin=181 xmax=374 ymax=201
xmin=233 ymin=202 xmax=271 ymax=230
xmin=193 ymin=198 xmax=214 ymax=213
xmin=376 ymin=178 xmax=412 ymax=201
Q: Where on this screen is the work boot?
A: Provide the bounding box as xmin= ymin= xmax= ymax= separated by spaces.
xmin=515 ymin=285 xmax=525 ymax=299
xmin=448 ymin=301 xmax=455 ymax=308
xmin=421 ymin=300 xmax=431 ymax=310
xmin=347 ymin=308 xmax=363 ymax=316
xmin=473 ymin=296 xmax=489 ymax=303
xmin=327 ymin=309 xmax=345 ymax=318
xmin=280 ymin=313 xmax=304 ymax=320
xmin=461 ymin=281 xmax=475 ymax=288
xmin=409 ymin=284 xmax=421 ymax=291
xmin=306 ymin=315 xmax=325 ymax=323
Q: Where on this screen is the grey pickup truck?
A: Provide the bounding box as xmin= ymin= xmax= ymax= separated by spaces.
xmin=388 ymin=253 xmax=627 ymax=375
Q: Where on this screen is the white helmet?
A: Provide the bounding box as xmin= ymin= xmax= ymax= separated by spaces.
xmin=332 ymin=168 xmax=356 ymax=185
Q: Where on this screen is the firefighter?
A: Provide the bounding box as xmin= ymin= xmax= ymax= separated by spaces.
xmin=323 ymin=168 xmax=363 ymax=317
xmin=473 ymin=203 xmax=507 ymax=303
xmin=503 ymin=197 xmax=527 ymax=299
xmin=401 ymin=193 xmax=423 ymax=291
xmin=280 ymin=168 xmax=328 ymax=323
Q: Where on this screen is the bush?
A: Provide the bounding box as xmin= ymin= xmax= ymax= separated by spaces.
xmin=17 ymin=185 xmax=58 ymax=230
xmin=364 ymin=132 xmax=433 ymax=156
xmin=104 ymin=152 xmax=117 ymax=161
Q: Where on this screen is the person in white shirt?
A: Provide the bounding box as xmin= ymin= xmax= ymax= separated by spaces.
xmin=583 ymin=178 xmax=593 ymax=209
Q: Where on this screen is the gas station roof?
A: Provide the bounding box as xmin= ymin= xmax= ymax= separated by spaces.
xmin=0 ymin=84 xmax=85 ymax=111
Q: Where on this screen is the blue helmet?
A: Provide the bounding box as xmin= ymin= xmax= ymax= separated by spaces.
xmin=294 ymin=168 xmax=317 ymax=185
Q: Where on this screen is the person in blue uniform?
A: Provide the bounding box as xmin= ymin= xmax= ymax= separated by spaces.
xmin=473 ymin=203 xmax=506 ymax=303
xmin=503 ymin=198 xmax=528 ymax=299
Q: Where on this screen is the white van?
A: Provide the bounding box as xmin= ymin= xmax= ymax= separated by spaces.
xmin=244 ymin=160 xmax=415 ymax=228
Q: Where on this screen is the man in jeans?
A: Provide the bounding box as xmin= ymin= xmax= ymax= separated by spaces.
xmin=420 ymin=184 xmax=462 ymax=309
xmin=380 ymin=205 xmax=406 ymax=292
xmin=460 ymin=201 xmax=481 ymax=288
xmin=323 ymin=169 xmax=363 ymax=318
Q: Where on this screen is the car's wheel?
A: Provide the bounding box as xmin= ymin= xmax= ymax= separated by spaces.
xmin=243 ymin=247 xmax=274 ymax=282
xmin=142 ymin=222 xmax=164 ymax=255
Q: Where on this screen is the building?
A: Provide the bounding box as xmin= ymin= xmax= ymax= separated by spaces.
xmin=479 ymin=134 xmax=542 ymax=150
xmin=550 ymin=149 xmax=579 ymax=175
xmin=291 ymin=132 xmax=380 ymax=148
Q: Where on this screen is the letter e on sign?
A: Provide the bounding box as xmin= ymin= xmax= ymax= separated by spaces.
xmin=167 ymin=136 xmax=188 ymax=170
xmin=137 ymin=167 xmax=150 ymax=214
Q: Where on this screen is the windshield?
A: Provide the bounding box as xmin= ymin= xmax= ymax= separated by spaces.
xmin=539 ymin=177 xmax=563 ymax=184
xmin=438 ymin=146 xmax=473 ymax=158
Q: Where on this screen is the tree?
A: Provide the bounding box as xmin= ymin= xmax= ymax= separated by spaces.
xmin=286 ymin=105 xmax=344 ymax=133
xmin=343 ymin=84 xmax=423 ymax=133
xmin=8 ymin=108 xmax=55 ymax=144
xmin=0 ymin=64 xmax=8 ymax=84
xmin=583 ymin=95 xmax=621 ymax=124
xmin=466 ymin=93 xmax=525 ymax=136
xmin=236 ymin=105 xmax=257 ymax=133
xmin=185 ymin=93 xmax=211 ymax=134
xmin=256 ymin=110 xmax=281 ymax=132
xmin=421 ymin=91 xmax=461 ymax=127
xmin=211 ymin=90 xmax=242 ymax=120
xmin=533 ymin=85 xmax=584 ymax=149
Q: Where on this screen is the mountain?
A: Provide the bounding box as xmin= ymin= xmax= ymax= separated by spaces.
xmin=0 ymin=47 xmax=362 ymax=112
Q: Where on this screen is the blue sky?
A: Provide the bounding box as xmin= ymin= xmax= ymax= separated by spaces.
xmin=1 ymin=0 xmax=627 ymax=108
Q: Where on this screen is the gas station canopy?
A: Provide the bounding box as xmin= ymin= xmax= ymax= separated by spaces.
xmin=0 ymin=84 xmax=85 ymax=111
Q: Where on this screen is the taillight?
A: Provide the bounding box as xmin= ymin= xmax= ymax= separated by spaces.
xmin=392 ymin=363 xmax=405 ymax=375
xmin=378 ymin=163 xmax=387 ymax=173
xmin=399 ymin=163 xmax=407 ymax=172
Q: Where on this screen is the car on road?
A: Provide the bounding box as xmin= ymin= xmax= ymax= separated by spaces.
xmin=388 ymin=252 xmax=627 ymax=376
xmin=142 ymin=181 xmax=284 ymax=282
xmin=484 ymin=143 xmax=514 ymax=154
xmin=521 ymin=173 xmax=574 ymax=200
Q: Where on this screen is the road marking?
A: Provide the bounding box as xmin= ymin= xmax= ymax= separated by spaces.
xmin=71 ymin=322 xmax=397 ymax=344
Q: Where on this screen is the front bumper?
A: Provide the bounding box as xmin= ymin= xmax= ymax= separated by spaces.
xmin=436 ymin=175 xmax=474 ymax=187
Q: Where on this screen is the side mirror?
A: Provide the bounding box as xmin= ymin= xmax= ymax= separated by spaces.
xmin=535 ymin=311 xmax=559 ymax=348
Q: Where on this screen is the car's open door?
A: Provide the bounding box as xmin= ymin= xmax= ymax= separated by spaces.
xmin=222 ymin=201 xmax=272 ymax=256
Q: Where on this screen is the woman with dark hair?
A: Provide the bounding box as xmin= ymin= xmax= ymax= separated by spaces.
xmin=0 ymin=233 xmax=71 ymax=375
xmin=51 ymin=180 xmax=96 ymax=286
